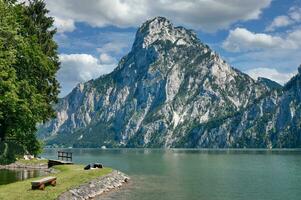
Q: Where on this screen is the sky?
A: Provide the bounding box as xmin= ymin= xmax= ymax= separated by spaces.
xmin=39 ymin=0 xmax=301 ymax=97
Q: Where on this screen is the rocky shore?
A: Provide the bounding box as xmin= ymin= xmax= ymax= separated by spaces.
xmin=58 ymin=170 xmax=130 ymax=200
xmin=0 ymin=162 xmax=47 ymax=169
xmin=0 ymin=159 xmax=55 ymax=173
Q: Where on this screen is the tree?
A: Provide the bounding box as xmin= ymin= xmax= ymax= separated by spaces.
xmin=21 ymin=0 xmax=60 ymax=110
xmin=0 ymin=0 xmax=20 ymax=142
xmin=0 ymin=0 xmax=60 ymax=163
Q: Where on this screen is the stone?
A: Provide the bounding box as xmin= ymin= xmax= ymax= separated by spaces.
xmin=57 ymin=170 xmax=130 ymax=200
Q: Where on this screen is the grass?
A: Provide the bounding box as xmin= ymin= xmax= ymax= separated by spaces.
xmin=0 ymin=165 xmax=113 ymax=200
xmin=15 ymin=158 xmax=48 ymax=165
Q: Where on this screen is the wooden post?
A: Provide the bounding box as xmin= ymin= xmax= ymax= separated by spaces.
xmin=58 ymin=151 xmax=72 ymax=162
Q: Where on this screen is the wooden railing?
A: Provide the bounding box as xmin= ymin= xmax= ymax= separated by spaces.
xmin=57 ymin=151 xmax=72 ymax=162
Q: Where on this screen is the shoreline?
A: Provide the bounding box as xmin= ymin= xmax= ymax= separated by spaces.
xmin=0 ymin=163 xmax=48 ymax=170
xmin=43 ymin=147 xmax=301 ymax=151
xmin=0 ymin=161 xmax=130 ymax=200
xmin=0 ymin=159 xmax=52 ymax=172
xmin=58 ymin=170 xmax=129 ymax=200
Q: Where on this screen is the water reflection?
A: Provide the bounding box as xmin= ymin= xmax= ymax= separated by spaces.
xmin=0 ymin=169 xmax=47 ymax=185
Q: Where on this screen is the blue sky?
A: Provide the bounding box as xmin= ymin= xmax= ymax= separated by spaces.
xmin=42 ymin=0 xmax=301 ymax=96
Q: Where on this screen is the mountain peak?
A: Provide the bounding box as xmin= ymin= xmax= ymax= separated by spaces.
xmin=139 ymin=16 xmax=172 ymax=33
xmin=134 ymin=16 xmax=198 ymax=49
xmin=145 ymin=16 xmax=171 ymax=26
xmin=298 ymin=64 xmax=301 ymax=74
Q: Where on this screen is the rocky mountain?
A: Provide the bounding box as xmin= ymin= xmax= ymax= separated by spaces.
xmin=38 ymin=17 xmax=301 ymax=148
xmin=181 ymin=66 xmax=301 ymax=148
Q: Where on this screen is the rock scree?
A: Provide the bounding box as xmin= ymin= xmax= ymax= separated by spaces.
xmin=57 ymin=170 xmax=130 ymax=200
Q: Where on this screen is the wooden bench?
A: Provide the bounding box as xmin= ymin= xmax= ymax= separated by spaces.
xmin=31 ymin=176 xmax=57 ymax=190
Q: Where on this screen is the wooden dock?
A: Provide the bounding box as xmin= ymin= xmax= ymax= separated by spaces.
xmin=48 ymin=151 xmax=74 ymax=168
xmin=58 ymin=151 xmax=72 ymax=161
xmin=48 ymin=159 xmax=73 ymax=168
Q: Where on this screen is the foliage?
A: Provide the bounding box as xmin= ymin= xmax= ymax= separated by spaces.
xmin=0 ymin=141 xmax=25 ymax=164
xmin=0 ymin=0 xmax=59 ymax=164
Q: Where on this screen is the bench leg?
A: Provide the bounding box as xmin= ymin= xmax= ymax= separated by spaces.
xmin=51 ymin=180 xmax=56 ymax=186
xmin=32 ymin=185 xmax=42 ymax=190
xmin=39 ymin=184 xmax=45 ymax=190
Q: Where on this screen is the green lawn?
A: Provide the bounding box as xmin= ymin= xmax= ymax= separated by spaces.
xmin=15 ymin=158 xmax=48 ymax=165
xmin=0 ymin=165 xmax=112 ymax=200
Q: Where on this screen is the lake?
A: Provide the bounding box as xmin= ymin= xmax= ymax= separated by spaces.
xmin=41 ymin=148 xmax=301 ymax=200
xmin=0 ymin=168 xmax=46 ymax=185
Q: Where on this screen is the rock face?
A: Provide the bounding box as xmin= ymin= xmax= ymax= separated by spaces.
xmin=180 ymin=70 xmax=301 ymax=148
xmin=38 ymin=17 xmax=301 ymax=148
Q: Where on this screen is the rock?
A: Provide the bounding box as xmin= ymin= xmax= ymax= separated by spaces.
xmin=0 ymin=161 xmax=48 ymax=170
xmin=57 ymin=170 xmax=130 ymax=200
xmin=23 ymin=155 xmax=34 ymax=160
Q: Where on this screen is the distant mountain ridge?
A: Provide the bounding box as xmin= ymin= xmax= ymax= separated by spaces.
xmin=38 ymin=17 xmax=301 ymax=148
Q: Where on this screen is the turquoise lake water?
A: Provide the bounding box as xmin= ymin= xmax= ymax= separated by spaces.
xmin=41 ymin=149 xmax=301 ymax=200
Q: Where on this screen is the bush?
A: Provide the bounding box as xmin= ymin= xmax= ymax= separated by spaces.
xmin=0 ymin=141 xmax=26 ymax=164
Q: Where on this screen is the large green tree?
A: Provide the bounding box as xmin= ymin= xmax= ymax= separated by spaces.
xmin=0 ymin=0 xmax=59 ymax=163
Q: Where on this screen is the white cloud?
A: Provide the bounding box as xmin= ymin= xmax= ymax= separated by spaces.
xmin=97 ymin=41 xmax=129 ymax=54
xmin=225 ymin=46 xmax=301 ymax=80
xmin=289 ymin=7 xmax=301 ymax=21
xmin=57 ymin=54 xmax=116 ymax=97
xmin=245 ymin=68 xmax=296 ymax=85
xmin=266 ymin=6 xmax=301 ymax=31
xmin=53 ymin=17 xmax=76 ymax=33
xmin=45 ymin=0 xmax=271 ymax=32
xmin=265 ymin=16 xmax=293 ymax=31
xmin=223 ymin=27 xmax=301 ymax=52
xmin=99 ymin=53 xmax=116 ymax=64
xmin=222 ymin=27 xmax=301 ymax=81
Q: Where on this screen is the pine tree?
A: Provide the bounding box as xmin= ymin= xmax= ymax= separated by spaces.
xmin=23 ymin=0 xmax=60 ymax=104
